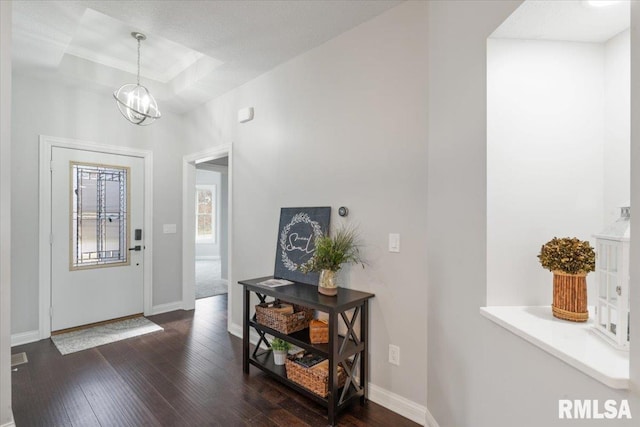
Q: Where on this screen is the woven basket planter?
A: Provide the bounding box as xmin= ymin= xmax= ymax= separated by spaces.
xmin=552 ymin=271 xmax=588 ymax=322
xmin=255 ymin=301 xmax=313 ymax=334
xmin=285 ymin=358 xmax=347 ymax=398
xmin=309 ymin=319 xmax=329 ymax=344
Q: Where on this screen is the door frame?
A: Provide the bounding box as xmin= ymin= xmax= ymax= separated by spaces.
xmin=182 ymin=145 xmax=232 ymax=329
xmin=38 ymin=135 xmax=153 ymax=339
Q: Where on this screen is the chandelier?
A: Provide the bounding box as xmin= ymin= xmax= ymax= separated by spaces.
xmin=113 ymin=32 xmax=161 ymax=125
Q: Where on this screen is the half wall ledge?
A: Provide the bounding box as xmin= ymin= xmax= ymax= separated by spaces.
xmin=480 ymin=306 xmax=629 ymax=389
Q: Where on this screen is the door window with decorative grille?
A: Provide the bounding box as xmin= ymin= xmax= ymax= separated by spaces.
xmin=71 ymin=163 xmax=130 ymax=269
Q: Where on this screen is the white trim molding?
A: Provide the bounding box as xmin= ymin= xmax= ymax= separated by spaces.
xmin=368 ymin=383 xmax=428 ymax=426
xmin=11 ymin=330 xmax=40 ymax=347
xmin=425 ymin=407 xmax=440 ymax=427
xmin=228 ymin=322 xmax=243 ymax=340
xmin=38 ymin=135 xmax=154 ymax=339
xmin=150 ymin=301 xmax=184 ymax=316
xmin=228 ymin=322 xmax=267 ymax=351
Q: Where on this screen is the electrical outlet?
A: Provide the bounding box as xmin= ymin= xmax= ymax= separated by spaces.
xmin=389 ymin=344 xmax=400 ymax=366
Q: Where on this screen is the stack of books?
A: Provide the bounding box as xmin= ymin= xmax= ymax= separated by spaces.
xmin=291 ymin=352 xmax=326 ymax=369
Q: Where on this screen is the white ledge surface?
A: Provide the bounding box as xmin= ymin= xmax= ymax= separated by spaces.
xmin=480 ymin=306 xmax=629 ymax=389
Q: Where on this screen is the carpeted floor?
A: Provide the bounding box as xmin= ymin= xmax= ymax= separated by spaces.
xmin=196 ymin=258 xmax=228 ymax=299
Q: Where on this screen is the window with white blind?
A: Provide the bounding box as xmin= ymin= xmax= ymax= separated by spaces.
xmin=196 ymin=185 xmax=215 ymax=242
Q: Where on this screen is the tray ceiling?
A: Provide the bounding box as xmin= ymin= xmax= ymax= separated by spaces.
xmin=12 ymin=0 xmax=401 ymax=114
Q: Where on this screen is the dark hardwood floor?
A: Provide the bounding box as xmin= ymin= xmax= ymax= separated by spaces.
xmin=12 ymin=295 xmax=419 ymax=427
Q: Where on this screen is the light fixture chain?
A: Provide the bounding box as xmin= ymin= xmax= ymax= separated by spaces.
xmin=136 ymin=37 xmax=141 ymax=86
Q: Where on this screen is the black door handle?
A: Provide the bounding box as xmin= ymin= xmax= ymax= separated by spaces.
xmin=129 ymin=246 xmax=142 ymax=251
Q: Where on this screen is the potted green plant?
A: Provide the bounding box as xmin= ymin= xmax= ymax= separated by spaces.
xmin=538 ymin=237 xmax=596 ymax=322
xmin=301 ymin=225 xmax=364 ymax=296
xmin=270 ymin=338 xmax=291 ymax=365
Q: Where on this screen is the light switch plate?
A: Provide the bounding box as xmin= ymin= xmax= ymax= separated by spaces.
xmin=389 ymin=233 xmax=400 ymax=253
xmin=163 ymin=224 xmax=177 ymax=234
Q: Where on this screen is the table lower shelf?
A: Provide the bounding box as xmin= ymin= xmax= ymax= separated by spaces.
xmin=248 ymin=347 xmax=364 ymax=411
xmin=249 ymin=320 xmax=364 ymax=362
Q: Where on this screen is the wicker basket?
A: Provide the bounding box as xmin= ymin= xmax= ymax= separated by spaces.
xmin=255 ymin=300 xmax=313 ymax=334
xmin=285 ymin=358 xmax=347 ymax=398
xmin=552 ymin=271 xmax=588 ymax=322
xmin=309 ymin=319 xmax=329 ymax=344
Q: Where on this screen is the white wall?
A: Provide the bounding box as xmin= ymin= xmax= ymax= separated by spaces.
xmin=11 ymin=75 xmax=188 ymax=335
xmin=487 ymin=39 xmax=606 ymax=306
xmin=183 ymin=1 xmax=428 ymax=410
xmin=0 ymin=1 xmax=14 ymax=425
xmin=195 ymin=168 xmax=221 ymax=259
xmin=428 ymin=1 xmax=639 ymax=426
xmin=629 ymin=0 xmax=640 ymax=392
xmin=604 ymin=29 xmax=631 ymax=225
xmin=486 ymin=31 xmax=630 ymax=307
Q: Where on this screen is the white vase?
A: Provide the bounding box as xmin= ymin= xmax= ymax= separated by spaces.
xmin=318 ymin=269 xmax=338 ymax=296
xmin=273 ymin=349 xmax=287 ymax=366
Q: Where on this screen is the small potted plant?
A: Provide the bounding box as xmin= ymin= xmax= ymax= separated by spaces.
xmin=301 ymin=225 xmax=364 ymax=296
xmin=538 ymin=237 xmax=596 ymax=322
xmin=270 ymin=338 xmax=291 ymax=365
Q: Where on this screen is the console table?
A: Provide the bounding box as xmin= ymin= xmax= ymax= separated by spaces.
xmin=239 ymin=276 xmax=375 ymax=426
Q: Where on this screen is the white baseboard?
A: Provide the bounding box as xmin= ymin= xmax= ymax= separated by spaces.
xmin=228 ymin=322 xmax=265 ymax=348
xmin=11 ymin=330 xmax=40 ymax=347
xmin=1 ymin=414 xmax=16 ymax=427
xmin=230 ymin=323 xmax=429 ymax=425
xmin=368 ymin=383 xmax=428 ymax=425
xmin=150 ymin=301 xmax=184 ymax=315
xmin=425 ymin=407 xmax=440 ymax=427
xmin=228 ymin=322 xmax=243 ymax=339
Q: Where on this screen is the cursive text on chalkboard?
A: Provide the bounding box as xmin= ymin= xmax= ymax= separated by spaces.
xmin=286 ymin=233 xmax=314 ymax=254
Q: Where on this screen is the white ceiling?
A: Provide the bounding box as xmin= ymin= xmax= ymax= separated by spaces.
xmin=65 ymin=9 xmax=216 ymax=84
xmin=12 ymin=0 xmax=401 ymax=114
xmin=491 ymin=0 xmax=629 ymax=42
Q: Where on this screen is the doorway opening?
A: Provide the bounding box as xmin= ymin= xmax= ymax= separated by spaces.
xmin=182 ymin=145 xmax=232 ymax=330
xmin=195 ymin=159 xmax=229 ymax=299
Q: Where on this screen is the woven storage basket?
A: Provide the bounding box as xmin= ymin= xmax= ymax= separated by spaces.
xmin=552 ymin=271 xmax=588 ymax=322
xmin=309 ymin=319 xmax=329 ymax=344
xmin=255 ymin=300 xmax=313 ymax=334
xmin=285 ymin=358 xmax=347 ymax=398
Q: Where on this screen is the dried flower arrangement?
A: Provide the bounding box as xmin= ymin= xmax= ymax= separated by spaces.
xmin=538 ymin=237 xmax=596 ymax=275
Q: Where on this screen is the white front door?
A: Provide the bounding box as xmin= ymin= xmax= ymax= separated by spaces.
xmin=50 ymin=147 xmax=145 ymax=331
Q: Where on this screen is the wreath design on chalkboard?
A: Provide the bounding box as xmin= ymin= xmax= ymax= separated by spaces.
xmin=280 ymin=213 xmax=324 ymax=272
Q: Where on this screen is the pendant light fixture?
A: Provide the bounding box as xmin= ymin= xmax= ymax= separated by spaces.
xmin=113 ymin=32 xmax=161 ymax=125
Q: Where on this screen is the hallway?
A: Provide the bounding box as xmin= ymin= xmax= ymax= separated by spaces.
xmin=196 ymin=258 xmax=228 ymax=299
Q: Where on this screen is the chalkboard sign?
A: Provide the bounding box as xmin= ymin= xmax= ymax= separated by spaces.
xmin=274 ymin=207 xmax=331 ymax=285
